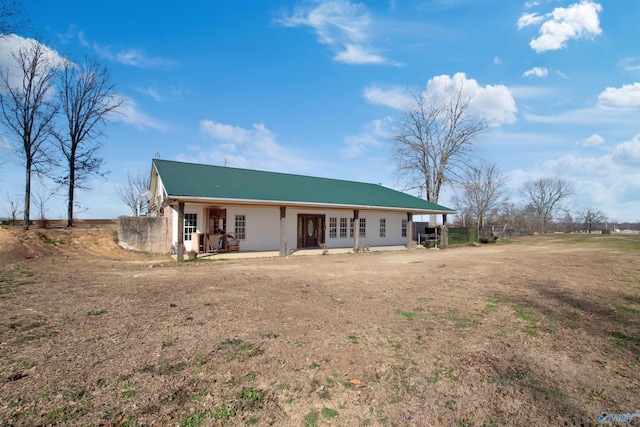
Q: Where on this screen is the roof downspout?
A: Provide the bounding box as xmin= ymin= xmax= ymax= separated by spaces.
xmin=279 ymin=206 xmax=287 ymax=257
xmin=353 ymin=209 xmax=359 ymax=252
xmin=176 ymin=202 xmax=185 ymax=261
xmin=407 ymin=212 xmax=413 ymax=249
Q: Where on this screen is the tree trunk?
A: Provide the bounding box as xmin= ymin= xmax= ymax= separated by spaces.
xmin=23 ymin=158 xmax=31 ymax=231
xmin=67 ymin=154 xmax=75 ymax=227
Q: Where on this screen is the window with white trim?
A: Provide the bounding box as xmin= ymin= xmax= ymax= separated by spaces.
xmin=402 ymin=219 xmax=407 ymax=237
xmin=349 ymin=218 xmax=354 ymax=238
xmin=359 ymin=218 xmax=366 ymax=237
xmin=380 ymin=218 xmax=386 ymax=237
xmin=235 ymin=215 xmax=246 ymax=240
xmin=329 ymin=217 xmax=337 ymax=238
xmin=339 ymin=217 xmax=347 ymax=238
xmin=184 ymin=213 xmax=197 ymax=241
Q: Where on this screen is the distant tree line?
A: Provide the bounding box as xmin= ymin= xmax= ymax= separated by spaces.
xmin=391 ymin=75 xmax=619 ymax=238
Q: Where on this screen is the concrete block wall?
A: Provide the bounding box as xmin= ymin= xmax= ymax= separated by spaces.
xmin=118 ymin=216 xmax=172 ymax=253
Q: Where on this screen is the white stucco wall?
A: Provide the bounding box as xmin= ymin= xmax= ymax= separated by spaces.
xmin=170 ymin=204 xmax=409 ymax=252
xmin=317 ymin=209 xmax=407 ymax=248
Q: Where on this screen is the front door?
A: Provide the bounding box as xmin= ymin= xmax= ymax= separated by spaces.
xmin=297 ymin=215 xmax=325 ymax=248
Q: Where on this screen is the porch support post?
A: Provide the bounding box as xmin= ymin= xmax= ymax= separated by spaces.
xmin=407 ymin=212 xmax=413 ymax=248
xmin=353 ymin=209 xmax=359 ymax=252
xmin=177 ymin=202 xmax=185 ymax=261
xmin=441 ymin=213 xmax=449 ymax=247
xmin=279 ymin=206 xmax=287 ymax=256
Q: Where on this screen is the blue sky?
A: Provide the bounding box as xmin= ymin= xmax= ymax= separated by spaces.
xmin=1 ymin=0 xmax=639 ymax=223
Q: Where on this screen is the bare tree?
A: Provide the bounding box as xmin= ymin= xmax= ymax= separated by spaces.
xmin=0 ymin=0 xmax=28 ymax=36
xmin=451 ymin=198 xmax=472 ymax=227
xmin=560 ymin=211 xmax=575 ymax=233
xmin=496 ymin=202 xmax=537 ymax=236
xmin=54 ymin=57 xmax=121 ymax=227
xmin=521 ymin=177 xmax=573 ymax=233
xmin=116 ymin=171 xmax=150 ymax=216
xmin=4 ymin=192 xmax=21 ymax=224
xmin=577 ymin=207 xmax=607 ymax=233
xmin=454 ymin=162 xmax=506 ymax=240
xmin=392 ymin=78 xmax=486 ymax=224
xmin=0 ymin=39 xmax=59 ymax=230
xmin=32 ymin=182 xmax=54 ymax=222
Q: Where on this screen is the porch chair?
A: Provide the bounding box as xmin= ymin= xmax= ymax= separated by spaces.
xmin=207 ymin=234 xmax=222 ymax=253
xmin=222 ymin=233 xmax=240 ymax=252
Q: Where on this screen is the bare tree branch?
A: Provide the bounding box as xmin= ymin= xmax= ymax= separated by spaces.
xmin=521 ymin=177 xmax=573 ymax=233
xmin=4 ymin=192 xmax=21 ymax=224
xmin=116 ymin=171 xmax=150 ymax=216
xmin=576 ymin=207 xmax=607 ymax=233
xmin=0 ymin=0 xmax=28 ymax=37
xmin=392 ymin=78 xmax=486 ymax=216
xmin=32 ymin=179 xmax=55 ymax=222
xmin=454 ymin=162 xmax=507 ymax=240
xmin=54 ymin=57 xmax=122 ymax=227
xmin=0 ymin=39 xmax=58 ymax=230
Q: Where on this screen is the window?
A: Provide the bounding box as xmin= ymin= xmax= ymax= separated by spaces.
xmin=359 ymin=218 xmax=366 ymax=237
xmin=184 ymin=213 xmax=197 ymax=241
xmin=349 ymin=218 xmax=354 ymax=238
xmin=329 ymin=217 xmax=337 ymax=238
xmin=380 ymin=218 xmax=386 ymax=237
xmin=235 ymin=215 xmax=246 ymax=240
xmin=339 ymin=218 xmax=347 ymax=238
xmin=402 ymin=219 xmax=407 ymax=237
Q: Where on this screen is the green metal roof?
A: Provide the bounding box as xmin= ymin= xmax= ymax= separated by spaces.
xmin=153 ymin=159 xmax=455 ymax=214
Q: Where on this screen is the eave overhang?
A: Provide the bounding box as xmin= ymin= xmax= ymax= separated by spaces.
xmin=165 ymin=195 xmax=456 ymax=216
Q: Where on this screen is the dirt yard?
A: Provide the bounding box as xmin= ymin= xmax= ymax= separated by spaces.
xmin=1 ymin=226 xmax=639 ymax=426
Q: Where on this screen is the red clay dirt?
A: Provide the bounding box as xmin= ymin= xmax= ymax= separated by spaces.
xmin=1 ymin=226 xmax=639 ymax=426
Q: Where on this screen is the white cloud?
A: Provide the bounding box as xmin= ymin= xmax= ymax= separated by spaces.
xmin=598 ymin=82 xmax=640 ymax=108
xmin=522 ymin=67 xmax=548 ymax=77
xmin=583 ymin=133 xmax=604 ymax=147
xmin=366 ymin=74 xmax=517 ymax=126
xmin=341 ymin=116 xmax=393 ymax=158
xmin=0 ymin=36 xmax=67 ymax=110
xmin=473 ymin=83 xmax=518 ymax=126
xmin=363 ymin=85 xmax=407 ymax=109
xmin=136 ymin=86 xmax=162 ymax=102
xmin=524 ymin=103 xmax=638 ymax=125
xmin=0 ymin=35 xmax=66 ymax=89
xmin=493 ymin=56 xmax=502 ymax=65
xmin=135 ymin=84 xmax=184 ymax=102
xmin=60 ymin=26 xmax=174 ymax=69
xmin=544 ymin=153 xmax=613 ymax=178
xmin=426 ymin=73 xmax=517 ymax=126
xmin=56 ymin=25 xmax=89 ymax=48
xmin=200 ymin=120 xmax=252 ymax=144
xmin=612 ymin=134 xmax=640 ymax=166
xmin=517 ymin=12 xmax=544 ymax=30
xmin=93 ymin=44 xmax=174 ymax=68
xmin=115 ymin=95 xmax=167 ymax=131
xmin=535 ymin=134 xmax=640 ymax=220
xmin=333 ymin=43 xmax=386 ymax=65
xmin=195 ymin=120 xmax=317 ymax=174
xmin=520 ymin=1 xmax=603 ymax=53
xmin=618 ymin=57 xmax=640 ymax=73
xmin=276 ymin=0 xmax=396 ymax=66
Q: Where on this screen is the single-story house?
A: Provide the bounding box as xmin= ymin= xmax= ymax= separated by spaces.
xmin=148 ymin=159 xmax=455 ymax=258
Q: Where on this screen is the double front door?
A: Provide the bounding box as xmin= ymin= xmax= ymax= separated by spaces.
xmin=297 ymin=214 xmax=325 ymax=248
